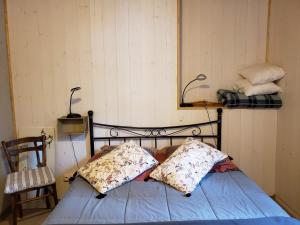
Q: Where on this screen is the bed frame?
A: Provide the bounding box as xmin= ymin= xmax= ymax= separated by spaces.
xmin=88 ymin=108 xmax=223 ymax=157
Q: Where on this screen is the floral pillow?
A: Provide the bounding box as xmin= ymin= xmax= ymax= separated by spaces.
xmin=150 ymin=138 xmax=227 ymax=194
xmin=78 ymin=141 xmax=158 ymax=194
xmin=154 ymin=142 xmax=216 ymax=164
xmin=87 ymin=145 xmax=157 ymax=181
xmin=87 ymin=145 xmax=156 ymax=163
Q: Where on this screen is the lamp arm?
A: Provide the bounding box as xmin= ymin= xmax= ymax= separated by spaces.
xmin=181 ymin=78 xmax=198 ymax=104
xmin=69 ymin=91 xmax=75 ymax=114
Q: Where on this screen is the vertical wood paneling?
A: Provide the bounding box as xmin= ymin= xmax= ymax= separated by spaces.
xmin=0 ymin=0 xmax=14 ymax=213
xmin=181 ymin=0 xmax=268 ymax=102
xmin=269 ymin=0 xmax=300 ymax=216
xmin=116 ymin=0 xmax=131 ymax=124
xmin=6 ymin=0 xmax=276 ymax=197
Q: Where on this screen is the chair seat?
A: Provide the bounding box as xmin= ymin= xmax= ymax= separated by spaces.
xmin=4 ymin=166 xmax=55 ymax=194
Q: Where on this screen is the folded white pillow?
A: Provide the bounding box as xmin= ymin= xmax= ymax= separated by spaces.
xmin=239 ymin=63 xmax=285 ymax=85
xmin=233 ymin=79 xmax=282 ymax=96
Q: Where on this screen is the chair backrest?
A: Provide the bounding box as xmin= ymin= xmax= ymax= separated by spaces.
xmin=1 ymin=136 xmax=47 ymax=172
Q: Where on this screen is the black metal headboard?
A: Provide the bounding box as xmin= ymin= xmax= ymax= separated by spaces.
xmin=88 ymin=108 xmax=223 ymax=157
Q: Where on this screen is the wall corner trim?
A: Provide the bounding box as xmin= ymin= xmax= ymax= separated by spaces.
xmin=274 ymin=195 xmax=300 ymax=219
xmin=3 ymin=0 xmax=17 ymax=138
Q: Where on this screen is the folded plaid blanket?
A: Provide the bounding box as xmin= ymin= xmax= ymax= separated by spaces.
xmin=217 ymin=89 xmax=282 ymax=108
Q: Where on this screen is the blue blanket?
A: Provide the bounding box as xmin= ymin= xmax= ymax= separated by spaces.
xmin=43 ymin=172 xmax=292 ymax=225
xmin=47 ymin=217 xmax=300 ymax=225
xmin=125 ymin=217 xmax=300 ymax=225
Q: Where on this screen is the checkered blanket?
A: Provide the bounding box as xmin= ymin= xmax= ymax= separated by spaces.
xmin=217 ymin=89 xmax=282 ymax=108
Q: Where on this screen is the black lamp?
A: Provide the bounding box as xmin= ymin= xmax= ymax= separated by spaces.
xmin=67 ymin=87 xmax=82 ymax=118
xmin=180 ymin=74 xmax=207 ymax=107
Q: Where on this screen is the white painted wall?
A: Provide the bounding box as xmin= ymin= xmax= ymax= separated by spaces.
xmin=269 ymin=0 xmax=300 ymax=217
xmin=0 ymin=0 xmax=14 ymax=214
xmin=6 ymin=0 xmax=277 ymax=197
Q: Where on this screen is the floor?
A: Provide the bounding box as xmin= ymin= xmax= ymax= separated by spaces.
xmin=0 ymin=208 xmax=51 ymax=225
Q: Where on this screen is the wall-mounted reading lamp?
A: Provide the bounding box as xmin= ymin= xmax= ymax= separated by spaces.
xmin=67 ymin=87 xmax=82 ymax=118
xmin=180 ymin=74 xmax=207 ymax=107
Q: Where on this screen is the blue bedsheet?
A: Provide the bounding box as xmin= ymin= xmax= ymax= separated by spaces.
xmin=43 ymin=171 xmax=295 ymax=225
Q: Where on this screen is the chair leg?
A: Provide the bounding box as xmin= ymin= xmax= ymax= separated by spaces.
xmin=36 ymin=188 xmax=40 ymax=197
xmin=44 ymin=187 xmax=51 ymax=209
xmin=17 ymin=194 xmax=23 ymax=218
xmin=51 ymin=184 xmax=58 ymax=205
xmin=10 ymin=195 xmax=17 ymax=225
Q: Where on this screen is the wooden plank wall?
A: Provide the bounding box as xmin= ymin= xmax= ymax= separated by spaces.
xmin=0 ymin=0 xmax=14 ymax=213
xmin=6 ymin=0 xmax=276 ymax=197
xmin=181 ymin=0 xmax=269 ymax=102
xmin=269 ymin=0 xmax=300 ymax=217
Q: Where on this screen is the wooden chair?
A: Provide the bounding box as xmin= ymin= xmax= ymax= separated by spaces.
xmin=1 ymin=136 xmax=58 ymax=225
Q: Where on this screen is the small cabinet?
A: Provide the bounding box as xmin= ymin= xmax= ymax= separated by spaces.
xmin=57 ymin=116 xmax=87 ymax=135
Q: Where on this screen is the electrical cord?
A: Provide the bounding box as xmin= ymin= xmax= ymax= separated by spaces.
xmin=69 ymin=135 xmax=79 ymax=169
xmin=205 ymin=106 xmax=217 ymax=147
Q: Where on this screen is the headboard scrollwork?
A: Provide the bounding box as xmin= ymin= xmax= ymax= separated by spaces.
xmin=88 ymin=108 xmax=223 ymax=157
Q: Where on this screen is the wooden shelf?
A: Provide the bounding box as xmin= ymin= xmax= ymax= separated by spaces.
xmin=57 ymin=116 xmax=87 ymax=135
xmin=179 ymin=101 xmax=223 ymax=109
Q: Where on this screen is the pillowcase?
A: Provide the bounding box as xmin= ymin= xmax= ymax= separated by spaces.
xmin=88 ymin=145 xmax=156 ymax=163
xmin=150 ymin=138 xmax=227 ymax=194
xmin=134 ymin=168 xmax=154 ymax=181
xmin=155 ymin=142 xmax=216 ymax=164
xmin=239 ymin=63 xmax=285 ymax=85
xmin=210 ymin=158 xmax=239 ymax=173
xmin=87 ymin=145 xmax=114 ymax=163
xmin=233 ymin=78 xmax=282 ymax=96
xmin=78 ymin=141 xmax=158 ymax=193
xmin=88 ymin=145 xmax=156 ymax=181
xmin=155 ymin=145 xmax=179 ymax=164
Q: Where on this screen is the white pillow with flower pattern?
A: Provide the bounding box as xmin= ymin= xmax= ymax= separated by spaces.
xmin=78 ymin=141 xmax=158 ymax=194
xmin=150 ymin=138 xmax=227 ymax=194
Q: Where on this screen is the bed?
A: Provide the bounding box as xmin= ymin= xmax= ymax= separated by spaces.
xmin=43 ymin=109 xmax=300 ymax=225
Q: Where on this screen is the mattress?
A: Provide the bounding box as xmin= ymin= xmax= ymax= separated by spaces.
xmin=43 ymin=171 xmax=289 ymax=225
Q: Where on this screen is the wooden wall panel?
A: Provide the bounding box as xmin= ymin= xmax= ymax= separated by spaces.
xmin=6 ymin=0 xmax=276 ymax=197
xmin=181 ymin=0 xmax=269 ymax=102
xmin=0 ymin=0 xmax=14 ymax=213
xmin=222 ymin=109 xmax=277 ymax=195
xmin=269 ymin=0 xmax=300 ymax=217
